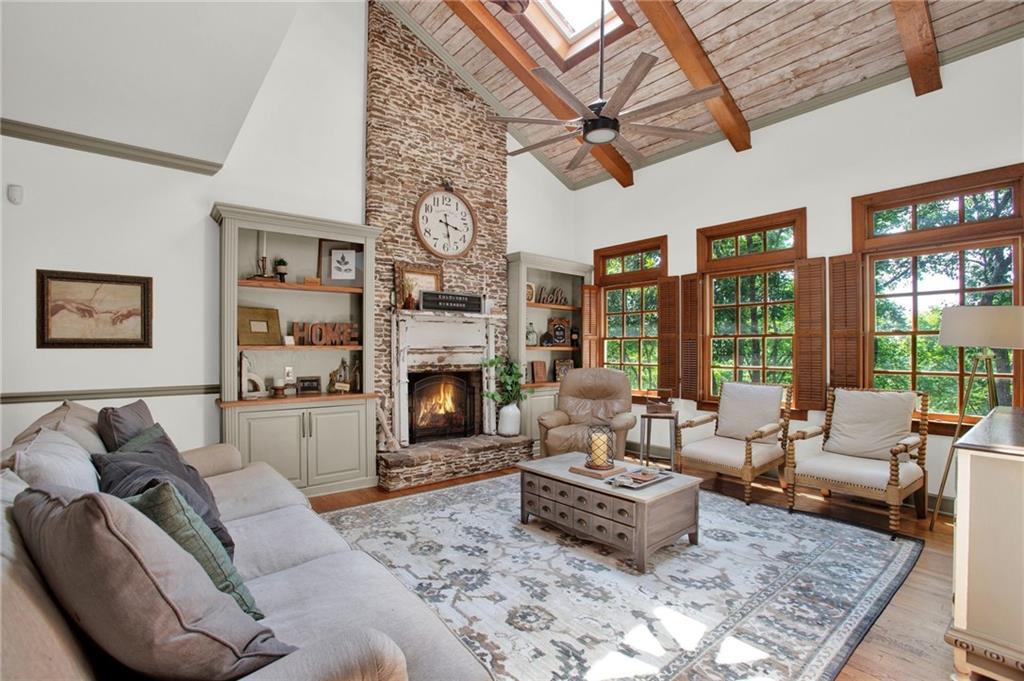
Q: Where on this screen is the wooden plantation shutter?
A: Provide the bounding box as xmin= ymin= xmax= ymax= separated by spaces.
xmin=828 ymin=253 xmax=863 ymax=388
xmin=657 ymin=276 xmax=681 ymax=397
xmin=580 ymin=284 xmax=601 ymax=368
xmin=679 ymin=274 xmax=701 ymax=401
xmin=793 ymin=258 xmax=827 ymax=410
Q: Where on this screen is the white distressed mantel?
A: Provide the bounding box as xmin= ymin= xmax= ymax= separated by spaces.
xmin=390 ymin=309 xmax=500 ymax=447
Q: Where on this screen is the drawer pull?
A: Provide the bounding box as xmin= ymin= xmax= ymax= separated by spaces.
xmin=576 ymin=496 xmax=587 ymax=504
xmin=558 ymin=511 xmax=569 ymax=520
xmin=541 ymin=504 xmax=551 ymax=512
xmin=595 ymin=525 xmax=608 ymax=534
xmin=558 ymin=490 xmax=569 ymax=498
xmin=576 ymin=518 xmax=587 ymax=526
xmin=526 ymin=481 xmax=535 ymax=489
xmin=541 ymin=484 xmax=552 ymax=493
xmin=617 ymin=508 xmax=629 ymax=517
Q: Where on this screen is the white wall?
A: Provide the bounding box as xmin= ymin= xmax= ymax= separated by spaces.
xmin=1 ymin=3 xmax=368 ymax=447
xmin=569 ymin=39 xmax=1024 ymax=498
xmin=506 ymin=134 xmax=577 ymax=256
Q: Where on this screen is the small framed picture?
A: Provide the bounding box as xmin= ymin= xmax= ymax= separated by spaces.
xmin=394 ymin=261 xmax=443 ymax=310
xmin=237 ymin=307 xmax=283 ymax=345
xmin=525 ymin=282 xmax=536 ymax=303
xmin=37 ymin=270 xmax=153 ymax=348
xmin=317 ymin=240 xmax=362 ymax=285
xmin=296 ymin=376 xmax=322 ymax=395
xmin=554 ymin=359 xmax=574 ymax=382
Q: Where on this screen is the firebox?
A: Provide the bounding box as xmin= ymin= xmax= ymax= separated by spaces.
xmin=407 ymin=371 xmax=481 ymax=443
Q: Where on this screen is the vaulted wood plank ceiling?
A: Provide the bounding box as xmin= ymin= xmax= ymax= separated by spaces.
xmin=389 ymin=0 xmax=1024 ymax=188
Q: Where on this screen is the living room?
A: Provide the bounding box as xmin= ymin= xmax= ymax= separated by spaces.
xmin=2 ymin=1 xmax=1022 ymax=680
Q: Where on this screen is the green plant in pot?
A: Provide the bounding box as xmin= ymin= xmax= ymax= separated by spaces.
xmin=273 ymin=258 xmax=288 ymax=282
xmin=482 ymin=355 xmax=530 ymax=437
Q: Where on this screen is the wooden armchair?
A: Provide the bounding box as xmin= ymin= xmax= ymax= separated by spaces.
xmin=785 ymin=387 xmax=929 ymax=536
xmin=674 ymin=382 xmax=792 ymax=504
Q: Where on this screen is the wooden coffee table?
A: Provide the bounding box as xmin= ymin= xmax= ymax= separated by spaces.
xmin=517 ymin=452 xmax=701 ymax=572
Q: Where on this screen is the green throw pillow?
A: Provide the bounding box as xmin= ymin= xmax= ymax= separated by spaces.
xmin=125 ymin=482 xmax=263 ymax=620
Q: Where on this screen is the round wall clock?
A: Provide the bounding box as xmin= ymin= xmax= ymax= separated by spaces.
xmin=413 ymin=186 xmax=477 ymax=259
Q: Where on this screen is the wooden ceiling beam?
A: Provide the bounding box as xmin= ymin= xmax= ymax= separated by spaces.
xmin=444 ymin=0 xmax=633 ymax=187
xmin=890 ymin=0 xmax=942 ymax=96
xmin=637 ymin=0 xmax=751 ymax=152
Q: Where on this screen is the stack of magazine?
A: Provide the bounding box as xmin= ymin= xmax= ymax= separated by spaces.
xmin=605 ymin=467 xmax=673 ymax=490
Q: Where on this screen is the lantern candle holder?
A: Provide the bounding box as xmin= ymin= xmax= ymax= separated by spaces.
xmin=586 ymin=425 xmax=614 ymax=470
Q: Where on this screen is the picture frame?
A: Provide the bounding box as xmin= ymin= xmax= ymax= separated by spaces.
xmin=237 ymin=306 xmax=283 ymax=345
xmin=554 ymin=359 xmax=574 ymax=382
xmin=530 ymin=360 xmax=547 ymax=384
xmin=296 ymin=376 xmax=322 ymax=395
xmin=525 ymin=282 xmax=536 ymax=303
xmin=37 ymin=269 xmax=153 ymax=348
xmin=547 ymin=317 xmax=571 ymax=346
xmin=394 ymin=261 xmax=443 ymax=310
xmin=317 ymin=239 xmax=363 ymax=285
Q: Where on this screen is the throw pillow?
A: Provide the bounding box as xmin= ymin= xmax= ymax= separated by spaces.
xmin=3 ymin=401 xmax=105 ymax=464
xmin=14 ymin=428 xmax=99 ymax=492
xmin=126 ymin=482 xmax=262 ymax=619
xmin=97 ymin=399 xmax=154 ymax=451
xmin=12 ymin=485 xmax=294 ymax=679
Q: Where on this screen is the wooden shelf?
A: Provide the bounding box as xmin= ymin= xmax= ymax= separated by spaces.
xmin=238 ymin=279 xmax=363 ymax=294
xmin=238 ymin=344 xmax=362 ymax=351
xmin=218 ymin=392 xmax=377 ymax=409
xmin=526 ymin=345 xmax=576 ymax=352
xmin=527 ymin=302 xmax=580 ymax=312
xmin=523 ymin=381 xmax=560 ymax=388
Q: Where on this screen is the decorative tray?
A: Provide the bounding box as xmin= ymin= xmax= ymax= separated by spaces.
xmin=605 ymin=468 xmax=673 ymax=490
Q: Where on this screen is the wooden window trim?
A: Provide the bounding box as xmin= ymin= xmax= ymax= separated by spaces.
xmin=864 ymin=234 xmax=1023 ymax=421
xmin=594 ymin=234 xmax=668 ymax=287
xmin=697 ymin=208 xmax=807 ymax=274
xmin=852 ymin=163 xmax=1024 ymax=254
xmin=515 ymin=0 xmax=637 ymax=72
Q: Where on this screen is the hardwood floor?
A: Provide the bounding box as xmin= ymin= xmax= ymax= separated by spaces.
xmin=311 ymin=467 xmax=957 ymax=681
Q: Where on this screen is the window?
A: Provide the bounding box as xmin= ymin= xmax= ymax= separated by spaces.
xmin=697 ymin=208 xmax=807 ymax=274
xmin=537 ymin=0 xmax=612 ymax=41
xmin=603 ymin=283 xmax=658 ymax=391
xmin=709 ymin=268 xmax=795 ymax=395
xmin=594 ymin=235 xmax=667 ymax=286
xmin=869 ymin=241 xmax=1017 ymax=417
xmin=710 ymin=225 xmax=795 ymax=260
xmin=872 ymin=187 xmax=1014 ymax=236
xmin=603 ymin=248 xmax=662 ymax=277
xmin=514 ymin=0 xmax=637 ymax=72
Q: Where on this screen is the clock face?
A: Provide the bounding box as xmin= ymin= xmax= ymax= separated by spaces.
xmin=415 ymin=189 xmax=476 ymax=259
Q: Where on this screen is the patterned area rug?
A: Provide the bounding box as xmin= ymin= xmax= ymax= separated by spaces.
xmin=322 ymin=474 xmax=921 ymax=681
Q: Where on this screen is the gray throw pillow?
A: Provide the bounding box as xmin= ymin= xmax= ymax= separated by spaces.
xmin=12 ymin=484 xmax=295 ymax=680
xmin=126 ymin=482 xmax=262 ymax=619
xmin=97 ymin=399 xmax=154 ymax=451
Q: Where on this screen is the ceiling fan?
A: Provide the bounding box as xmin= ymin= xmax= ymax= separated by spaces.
xmin=487 ymin=0 xmax=722 ymax=171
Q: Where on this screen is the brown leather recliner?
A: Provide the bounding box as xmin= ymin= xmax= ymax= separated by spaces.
xmin=538 ymin=368 xmax=637 ymax=458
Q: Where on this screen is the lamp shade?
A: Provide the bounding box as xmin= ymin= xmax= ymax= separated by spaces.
xmin=938 ymin=305 xmax=1024 ymax=349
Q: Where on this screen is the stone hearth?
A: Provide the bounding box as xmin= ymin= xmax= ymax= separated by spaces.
xmin=377 ymin=434 xmax=532 ymax=491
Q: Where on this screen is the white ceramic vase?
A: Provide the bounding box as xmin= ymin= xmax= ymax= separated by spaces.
xmin=497 ymin=403 xmax=521 ymax=437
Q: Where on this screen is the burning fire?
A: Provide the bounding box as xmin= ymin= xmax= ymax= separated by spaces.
xmin=415 ymin=380 xmax=459 ymax=427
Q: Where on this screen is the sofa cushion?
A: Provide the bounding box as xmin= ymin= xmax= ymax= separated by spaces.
xmin=92 ymin=429 xmax=235 ymax=557
xmin=796 ymin=452 xmax=923 ymax=490
xmin=823 ymin=389 xmax=915 ymax=461
xmin=125 ymin=482 xmax=262 ymax=619
xmin=249 ymin=551 xmax=491 ymax=681
xmin=2 ymin=401 xmax=106 ymax=467
xmin=97 ymin=399 xmax=154 ymax=451
xmin=12 ymin=484 xmax=295 ymax=680
xmin=226 ymin=505 xmax=351 ymax=581
xmin=1 ymin=470 xmax=95 ymax=681
xmin=716 ymin=382 xmax=784 ymax=443
xmin=14 ymin=428 xmax=100 ymax=492
xmin=206 ymin=462 xmax=310 ymax=522
xmin=680 ymin=435 xmax=784 ymax=470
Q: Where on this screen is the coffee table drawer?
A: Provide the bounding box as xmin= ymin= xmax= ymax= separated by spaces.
xmin=536 ymin=477 xmax=559 ymax=500
xmin=590 ymin=513 xmax=614 ymax=543
xmin=552 ymin=481 xmax=573 ymax=503
xmin=554 ymin=502 xmax=573 ymax=526
xmin=610 ymin=521 xmax=636 ymax=551
xmin=569 ymin=487 xmax=592 ymax=511
xmin=572 ymin=508 xmax=596 ymax=536
xmin=591 ymin=491 xmax=616 ymax=519
xmin=612 ymin=498 xmax=637 ymax=526
xmin=522 ymin=473 xmax=541 ymax=495
xmin=537 ymin=496 xmax=556 ymax=521
xmin=522 ymin=493 xmax=540 ymax=516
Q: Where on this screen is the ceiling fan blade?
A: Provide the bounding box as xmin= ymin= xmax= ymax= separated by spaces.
xmin=508 ymin=130 xmax=580 ymax=157
xmin=487 ymin=115 xmax=576 ymax=126
xmin=621 ymin=123 xmax=705 ymax=141
xmin=566 ymin=142 xmax=593 ymax=170
xmin=618 ymin=83 xmax=724 ymax=122
xmin=600 ymin=52 xmax=658 ymax=120
xmin=612 ymin=136 xmax=645 ymax=168
xmin=533 ymin=67 xmax=597 ymax=120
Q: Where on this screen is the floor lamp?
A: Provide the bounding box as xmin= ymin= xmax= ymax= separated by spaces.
xmin=929 ymin=305 xmax=1024 ymax=531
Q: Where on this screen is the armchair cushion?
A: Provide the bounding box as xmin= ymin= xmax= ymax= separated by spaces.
xmin=537 ymin=410 xmax=570 ymax=430
xmin=544 ymin=424 xmax=590 ymax=454
xmin=796 ymin=452 xmax=923 ymax=490
xmin=717 ymin=382 xmax=785 ymax=443
xmin=557 ymin=368 xmax=632 ymax=425
xmin=609 ymin=412 xmax=637 ymax=432
xmin=680 ymin=436 xmax=784 ymax=470
xmin=824 ymin=389 xmax=915 ymax=461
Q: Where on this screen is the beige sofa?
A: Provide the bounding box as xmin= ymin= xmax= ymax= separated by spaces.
xmin=2 ymin=440 xmax=492 ymax=681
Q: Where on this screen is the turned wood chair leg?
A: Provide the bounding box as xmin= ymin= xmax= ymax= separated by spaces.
xmin=776 ymin=463 xmax=787 ymax=490
xmin=888 ymin=502 xmax=901 ymax=539
xmin=786 ymin=474 xmax=796 ymax=512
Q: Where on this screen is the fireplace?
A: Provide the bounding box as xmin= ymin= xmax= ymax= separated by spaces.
xmin=407 ymin=371 xmax=481 ymax=443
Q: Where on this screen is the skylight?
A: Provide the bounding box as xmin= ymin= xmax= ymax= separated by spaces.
xmin=538 ymin=0 xmax=612 ymax=41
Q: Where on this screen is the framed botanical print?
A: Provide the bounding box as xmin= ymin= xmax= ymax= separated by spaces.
xmin=394 ymin=261 xmax=443 ymax=310
xmin=37 ymin=270 xmax=153 ymax=348
xmin=317 ymin=239 xmax=363 ymax=285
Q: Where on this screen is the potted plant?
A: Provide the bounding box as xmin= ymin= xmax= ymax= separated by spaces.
xmin=273 ymin=258 xmax=288 ymax=282
xmin=482 ymin=355 xmax=529 ymax=437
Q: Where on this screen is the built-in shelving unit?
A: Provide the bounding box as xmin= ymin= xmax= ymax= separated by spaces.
xmin=212 ymin=203 xmax=381 ymax=495
xmin=507 ymin=252 xmax=593 ymax=441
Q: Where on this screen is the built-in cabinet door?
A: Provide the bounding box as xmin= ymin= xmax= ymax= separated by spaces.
xmin=306 ymin=404 xmax=366 ymax=487
xmin=237 ymin=409 xmax=307 ymax=487
xmin=524 ymin=389 xmax=559 ymax=440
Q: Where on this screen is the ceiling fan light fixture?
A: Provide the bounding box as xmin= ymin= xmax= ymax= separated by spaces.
xmin=583 ymin=116 xmax=619 ymax=144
